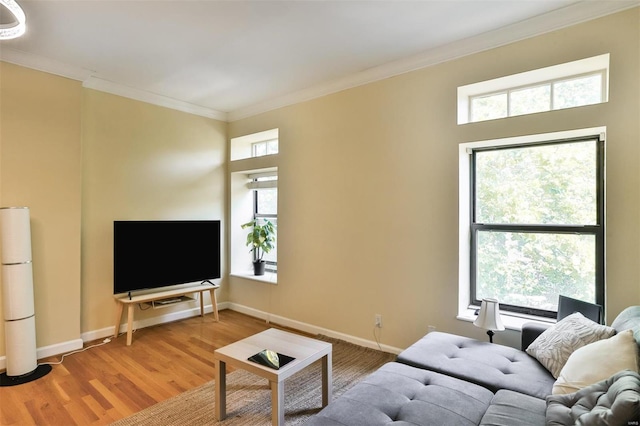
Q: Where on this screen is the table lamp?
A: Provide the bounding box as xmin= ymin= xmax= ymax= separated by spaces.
xmin=473 ymin=298 xmax=505 ymax=343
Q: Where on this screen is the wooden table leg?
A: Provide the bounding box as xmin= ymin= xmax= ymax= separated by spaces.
xmin=215 ymin=359 xmax=226 ymax=420
xmin=271 ymin=380 xmax=284 ymax=426
xmin=322 ymin=351 xmax=333 ymax=407
xmin=113 ymin=300 xmax=124 ymax=338
xmin=199 ymin=290 xmax=205 ymax=317
xmin=210 ymin=288 xmax=219 ymax=322
xmin=126 ymin=304 xmax=134 ymax=346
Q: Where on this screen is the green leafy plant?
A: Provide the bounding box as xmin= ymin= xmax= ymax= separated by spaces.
xmin=241 ymin=219 xmax=276 ymax=262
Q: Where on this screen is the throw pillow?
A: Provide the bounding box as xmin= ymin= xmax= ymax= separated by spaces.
xmin=546 ymin=370 xmax=640 ymax=426
xmin=552 ymin=329 xmax=639 ymax=394
xmin=526 ymin=312 xmax=615 ymax=378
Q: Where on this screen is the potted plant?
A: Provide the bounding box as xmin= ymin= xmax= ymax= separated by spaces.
xmin=241 ymin=219 xmax=276 ymax=275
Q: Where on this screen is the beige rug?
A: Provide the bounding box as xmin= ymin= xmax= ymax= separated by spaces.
xmin=111 ymin=336 xmax=396 ymax=426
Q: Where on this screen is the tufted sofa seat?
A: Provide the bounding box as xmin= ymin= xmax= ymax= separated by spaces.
xmin=306 ymin=362 xmax=547 ymax=426
xmin=396 ymin=331 xmax=554 ymax=399
xmin=307 ymin=362 xmax=494 ymax=426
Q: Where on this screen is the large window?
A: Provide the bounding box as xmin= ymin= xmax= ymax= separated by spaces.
xmin=463 ymin=132 xmax=604 ymax=318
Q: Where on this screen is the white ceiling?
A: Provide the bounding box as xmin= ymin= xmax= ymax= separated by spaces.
xmin=1 ymin=1 xmax=637 ymax=121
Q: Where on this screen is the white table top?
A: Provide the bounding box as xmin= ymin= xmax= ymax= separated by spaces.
xmin=214 ymin=328 xmax=332 ymax=381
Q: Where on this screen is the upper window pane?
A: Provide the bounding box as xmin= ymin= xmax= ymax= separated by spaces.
xmin=470 ymin=93 xmax=507 ymax=122
xmin=553 ymin=74 xmax=602 ymax=110
xmin=256 ymin=187 xmax=277 ymax=215
xmin=475 ymin=141 xmax=597 ymax=225
xmin=509 ymin=84 xmax=550 ymax=116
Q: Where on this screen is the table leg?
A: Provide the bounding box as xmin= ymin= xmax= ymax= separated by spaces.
xmin=199 ymin=290 xmax=205 ymax=317
xmin=210 ymin=288 xmax=219 ymax=322
xmin=126 ymin=304 xmax=134 ymax=346
xmin=215 ymin=359 xmax=227 ymax=420
xmin=322 ymin=351 xmax=333 ymax=407
xmin=271 ymin=380 xmax=284 ymax=426
xmin=113 ymin=300 xmax=124 ymax=338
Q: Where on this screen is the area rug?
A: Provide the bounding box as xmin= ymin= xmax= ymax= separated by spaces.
xmin=111 ymin=336 xmax=396 ymax=425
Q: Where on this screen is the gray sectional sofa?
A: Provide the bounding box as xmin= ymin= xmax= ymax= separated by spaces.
xmin=306 ymin=306 xmax=640 ymax=425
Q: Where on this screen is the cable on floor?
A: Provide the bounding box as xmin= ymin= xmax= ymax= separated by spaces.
xmin=39 ymin=338 xmax=113 ymax=366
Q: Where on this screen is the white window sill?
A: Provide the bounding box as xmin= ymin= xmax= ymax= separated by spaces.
xmin=230 ymin=271 xmax=278 ymax=285
xmin=457 ymin=308 xmax=555 ymax=332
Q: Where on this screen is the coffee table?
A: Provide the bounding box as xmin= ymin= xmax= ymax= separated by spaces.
xmin=213 ymin=328 xmax=332 ymax=425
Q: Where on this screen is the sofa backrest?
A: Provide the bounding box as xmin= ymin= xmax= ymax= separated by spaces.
xmin=611 ymin=306 xmax=640 ymax=349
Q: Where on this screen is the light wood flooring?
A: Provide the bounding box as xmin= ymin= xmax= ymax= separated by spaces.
xmin=0 ymin=310 xmax=300 ymax=425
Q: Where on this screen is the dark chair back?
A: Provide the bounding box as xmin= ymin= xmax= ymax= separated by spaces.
xmin=557 ymin=295 xmax=603 ymax=324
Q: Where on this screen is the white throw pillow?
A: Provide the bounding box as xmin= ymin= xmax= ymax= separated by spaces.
xmin=526 ymin=312 xmax=615 ymax=378
xmin=552 ymin=329 xmax=639 ymax=395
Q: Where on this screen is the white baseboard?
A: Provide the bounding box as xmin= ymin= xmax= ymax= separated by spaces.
xmin=227 ymin=302 xmax=403 ymax=354
xmin=1 ymin=300 xmax=398 ymax=371
xmin=81 ymin=301 xmax=230 ymax=343
xmin=0 ymin=338 xmax=84 ymax=371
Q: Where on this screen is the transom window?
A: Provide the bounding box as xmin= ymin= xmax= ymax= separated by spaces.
xmin=470 ymin=72 xmax=605 ymax=122
xmin=252 ymin=139 xmax=279 ymax=157
xmin=461 ymin=130 xmax=605 ymax=318
xmin=458 ymin=54 xmax=609 ymax=124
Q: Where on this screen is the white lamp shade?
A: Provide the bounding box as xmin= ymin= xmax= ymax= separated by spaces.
xmin=473 ymin=298 xmax=505 ymax=331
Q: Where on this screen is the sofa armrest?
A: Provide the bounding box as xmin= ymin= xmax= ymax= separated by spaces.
xmin=521 ymin=322 xmax=551 ymax=350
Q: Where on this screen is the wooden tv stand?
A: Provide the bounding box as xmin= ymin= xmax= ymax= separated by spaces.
xmin=113 ymin=283 xmax=219 ymax=346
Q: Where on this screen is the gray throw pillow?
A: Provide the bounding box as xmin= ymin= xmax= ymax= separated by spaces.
xmin=526 ymin=312 xmax=615 ymax=378
xmin=546 ymin=370 xmax=640 ymax=426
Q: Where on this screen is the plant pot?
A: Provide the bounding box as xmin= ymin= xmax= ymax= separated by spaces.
xmin=253 ymin=260 xmax=266 ymax=276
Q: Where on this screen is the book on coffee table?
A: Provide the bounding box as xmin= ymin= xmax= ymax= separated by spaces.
xmin=248 ymin=349 xmax=295 ymax=370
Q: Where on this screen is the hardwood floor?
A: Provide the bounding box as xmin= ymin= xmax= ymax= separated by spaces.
xmin=0 ymin=310 xmax=299 ymax=425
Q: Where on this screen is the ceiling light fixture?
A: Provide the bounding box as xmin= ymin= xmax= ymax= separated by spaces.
xmin=0 ymin=0 xmax=26 ymax=40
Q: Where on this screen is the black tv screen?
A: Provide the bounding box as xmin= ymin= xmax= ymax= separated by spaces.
xmin=114 ymin=220 xmax=221 ymax=294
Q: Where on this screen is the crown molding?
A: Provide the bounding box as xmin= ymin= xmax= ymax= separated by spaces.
xmin=82 ymin=77 xmax=228 ymax=121
xmin=0 ymin=47 xmax=93 ymax=81
xmin=0 ymin=47 xmax=227 ymax=121
xmin=227 ymin=1 xmax=639 ymax=121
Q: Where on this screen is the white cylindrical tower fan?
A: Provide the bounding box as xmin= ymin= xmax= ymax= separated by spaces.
xmin=0 ymin=207 xmax=51 ymax=386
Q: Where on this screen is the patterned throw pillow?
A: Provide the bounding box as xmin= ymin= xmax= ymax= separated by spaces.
xmin=526 ymin=312 xmax=615 ymax=378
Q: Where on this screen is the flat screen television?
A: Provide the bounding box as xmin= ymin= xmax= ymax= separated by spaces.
xmin=113 ymin=220 xmax=221 ymax=295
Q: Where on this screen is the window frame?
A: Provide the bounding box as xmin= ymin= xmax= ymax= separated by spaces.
xmin=457 ymin=54 xmax=610 ymax=125
xmin=253 ymin=188 xmax=278 ymax=273
xmin=469 ymin=70 xmax=606 ymax=123
xmin=464 ymin=133 xmax=605 ymax=318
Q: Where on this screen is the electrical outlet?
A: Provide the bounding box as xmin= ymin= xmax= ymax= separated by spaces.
xmin=375 ymin=314 xmax=383 ymax=328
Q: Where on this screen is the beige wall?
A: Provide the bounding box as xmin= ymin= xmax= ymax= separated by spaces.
xmin=228 ymin=8 xmax=640 ymax=350
xmin=81 ymin=90 xmax=227 ymax=333
xmin=0 ymin=63 xmax=83 ymax=352
xmin=0 ymin=64 xmax=227 ymax=361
